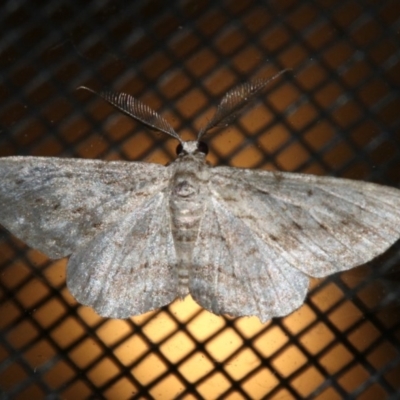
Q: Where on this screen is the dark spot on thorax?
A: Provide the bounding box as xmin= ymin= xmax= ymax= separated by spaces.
xmin=173 ymin=181 xmax=197 ymax=198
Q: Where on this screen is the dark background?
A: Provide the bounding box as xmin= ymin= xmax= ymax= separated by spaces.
xmin=0 ymin=0 xmax=400 ymax=399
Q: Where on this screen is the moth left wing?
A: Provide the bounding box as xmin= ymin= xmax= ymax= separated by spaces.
xmin=190 ymin=194 xmax=309 ymax=322
xmin=210 ymin=167 xmax=400 ymax=278
xmin=0 ymin=156 xmax=170 ymax=258
xmin=189 ymin=166 xmax=400 ymax=322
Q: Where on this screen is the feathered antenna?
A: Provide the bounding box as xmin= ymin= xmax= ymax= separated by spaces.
xmin=197 ymin=69 xmax=291 ymax=139
xmin=78 ymin=87 xmax=182 ymax=143
xmin=79 ymin=69 xmax=290 ymax=145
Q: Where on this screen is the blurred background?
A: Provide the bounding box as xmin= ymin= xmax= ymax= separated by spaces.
xmin=0 ymin=0 xmax=400 ymax=399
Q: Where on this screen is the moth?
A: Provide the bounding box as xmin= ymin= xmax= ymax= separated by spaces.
xmin=1 ymin=70 xmax=400 ymax=323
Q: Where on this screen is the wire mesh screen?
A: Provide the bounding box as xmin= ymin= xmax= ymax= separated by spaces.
xmin=1 ymin=0 xmax=400 ymax=399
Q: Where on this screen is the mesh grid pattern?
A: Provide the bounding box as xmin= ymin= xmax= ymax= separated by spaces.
xmin=0 ymin=0 xmax=400 ymax=399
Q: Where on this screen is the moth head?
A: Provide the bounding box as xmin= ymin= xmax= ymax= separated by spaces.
xmin=176 ymin=141 xmax=209 ymax=157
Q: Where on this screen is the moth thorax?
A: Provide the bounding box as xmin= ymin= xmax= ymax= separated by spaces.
xmin=170 ymin=180 xmax=204 ymax=229
xmin=173 ymin=180 xmax=197 ymax=198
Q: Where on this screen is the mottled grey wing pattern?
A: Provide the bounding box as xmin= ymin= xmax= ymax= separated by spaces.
xmin=0 ymin=156 xmax=170 ymax=258
xmin=212 ymin=167 xmax=400 ymax=276
xmin=67 ymin=192 xmax=177 ymax=318
xmin=189 ymin=167 xmax=400 ymax=322
xmin=191 ymin=195 xmax=309 ymax=322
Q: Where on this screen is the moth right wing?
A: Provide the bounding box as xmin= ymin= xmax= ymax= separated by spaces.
xmin=66 ymin=191 xmax=178 ymax=318
xmin=0 ymin=156 xmax=170 ymax=259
